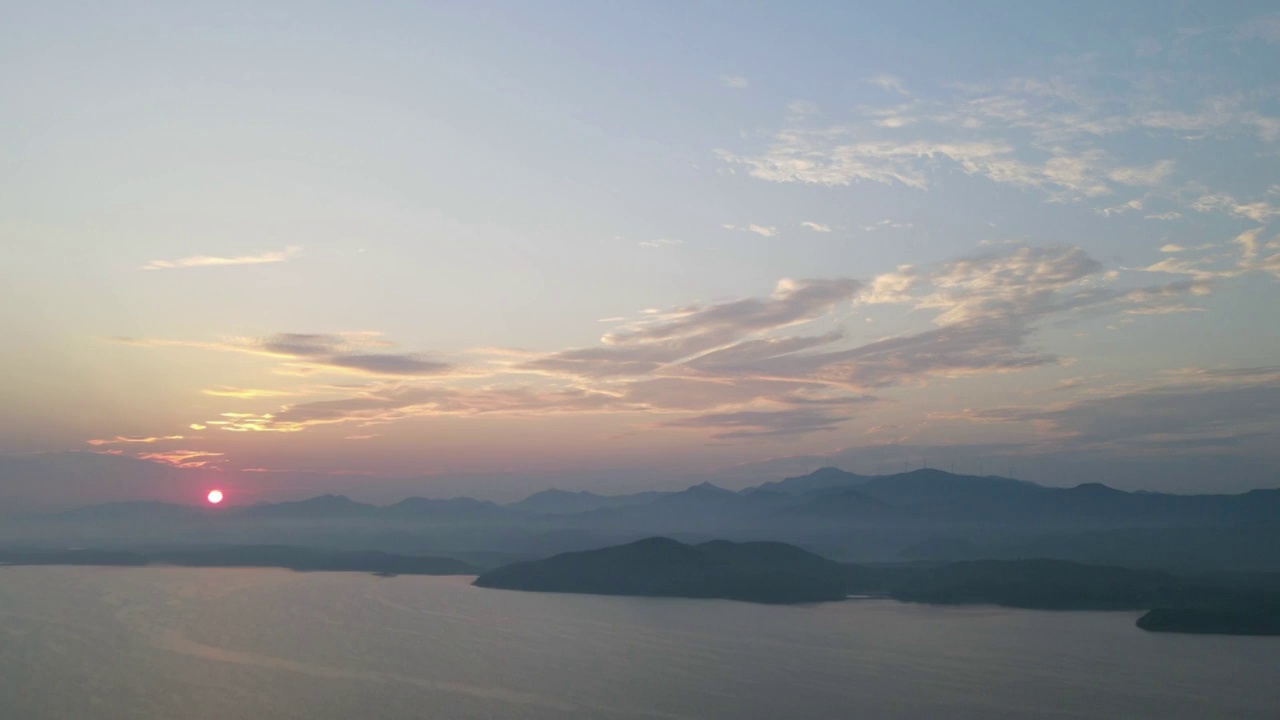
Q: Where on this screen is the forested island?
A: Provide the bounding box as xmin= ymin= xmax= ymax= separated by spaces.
xmin=473 ymin=537 xmax=1280 ymax=634
xmin=473 ymin=537 xmax=850 ymax=603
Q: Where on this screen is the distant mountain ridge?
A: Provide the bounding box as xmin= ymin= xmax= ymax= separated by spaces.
xmin=21 ymin=465 xmax=1280 ymax=573
xmin=507 ymin=488 xmax=670 ymax=515
xmin=49 ymin=465 xmax=1280 ymax=530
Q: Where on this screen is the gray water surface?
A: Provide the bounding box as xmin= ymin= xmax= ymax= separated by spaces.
xmin=1 ymin=567 xmax=1276 ymax=719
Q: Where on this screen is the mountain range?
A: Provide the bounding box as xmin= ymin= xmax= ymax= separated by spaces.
xmin=41 ymin=466 xmax=1280 ymax=527
xmin=6 ymin=462 xmax=1280 ymax=572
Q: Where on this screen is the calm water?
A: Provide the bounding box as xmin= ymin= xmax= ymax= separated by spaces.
xmin=1 ymin=567 xmax=1277 ymax=719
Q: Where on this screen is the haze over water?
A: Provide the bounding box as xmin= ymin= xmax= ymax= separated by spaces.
xmin=2 ymin=567 xmax=1275 ymax=720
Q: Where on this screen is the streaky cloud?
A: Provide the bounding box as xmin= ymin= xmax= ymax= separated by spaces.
xmin=141 ymin=246 xmax=300 ymax=271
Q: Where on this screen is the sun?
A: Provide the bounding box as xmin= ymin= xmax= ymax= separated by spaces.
xmin=207 ymin=489 xmax=224 ymax=505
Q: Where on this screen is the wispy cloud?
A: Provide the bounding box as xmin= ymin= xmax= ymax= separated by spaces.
xmin=1109 ymin=160 xmax=1175 ymax=186
xmin=658 ymin=407 xmax=860 ymax=439
xmin=1159 ymin=243 xmax=1215 ymax=253
xmin=722 ymin=224 xmax=778 ymax=237
xmin=639 ymin=237 xmax=682 ymax=248
xmin=1191 ymin=193 xmax=1280 ymax=222
xmin=860 ymin=219 xmax=914 ymax=231
xmin=866 ymin=74 xmax=910 ymax=96
xmin=1141 ymin=228 xmax=1280 ymax=280
xmin=954 ymin=366 xmax=1280 ymax=452
xmin=721 ymin=75 xmax=750 ymax=89
xmin=520 ymin=277 xmax=861 ymax=378
xmin=1099 ymin=199 xmax=1143 ymax=216
xmin=717 ymin=65 xmax=1277 ymax=211
xmin=202 ymin=385 xmax=626 ymax=434
xmin=718 ymin=137 xmax=1129 ymax=200
xmin=1236 ymin=13 xmax=1280 ymax=44
xmin=111 ymin=246 xmax=1236 ymax=444
xmin=860 ymin=265 xmax=918 ymax=304
xmin=117 ymin=331 xmax=453 ymax=378
xmin=201 ymin=387 xmax=294 ymax=399
xmin=800 ymin=221 xmax=832 ymax=233
xmin=86 ymin=435 xmax=185 ymax=446
xmin=141 ymin=246 xmax=300 ymax=271
xmin=136 ymin=449 xmax=225 ymax=468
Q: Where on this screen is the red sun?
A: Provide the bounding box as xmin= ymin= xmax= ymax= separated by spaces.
xmin=207 ymin=489 xmax=224 ymax=505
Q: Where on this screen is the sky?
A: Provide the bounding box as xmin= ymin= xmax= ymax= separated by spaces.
xmin=2 ymin=1 xmax=1279 ymax=500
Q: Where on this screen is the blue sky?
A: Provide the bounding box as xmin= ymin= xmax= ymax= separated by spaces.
xmin=2 ymin=1 xmax=1279 ymax=496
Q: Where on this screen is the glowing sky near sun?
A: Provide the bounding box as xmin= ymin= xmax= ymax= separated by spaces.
xmin=1 ymin=1 xmax=1279 ymax=497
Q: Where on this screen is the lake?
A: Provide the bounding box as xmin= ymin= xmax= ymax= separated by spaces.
xmin=1 ymin=567 xmax=1277 ymax=719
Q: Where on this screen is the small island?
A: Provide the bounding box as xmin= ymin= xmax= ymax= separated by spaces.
xmin=473 ymin=537 xmax=850 ymax=604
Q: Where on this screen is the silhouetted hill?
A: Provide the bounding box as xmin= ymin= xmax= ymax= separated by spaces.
xmin=383 ymin=496 xmax=507 ymax=520
xmin=747 ymin=467 xmax=869 ymax=495
xmin=473 ymin=537 xmax=849 ymax=603
xmin=1137 ymin=604 xmax=1280 ymax=635
xmin=507 ymin=489 xmax=614 ymax=514
xmin=903 ymin=522 xmax=1280 ymax=572
xmin=0 ymin=548 xmax=150 ymax=566
xmin=888 ymin=559 xmax=1178 ymax=610
xmin=239 ymin=494 xmax=378 ymax=518
xmin=747 ymin=467 xmax=1280 ymax=530
xmin=506 ymin=488 xmax=670 ymax=515
xmin=470 ymin=537 xmax=1280 ymax=631
xmin=574 ymin=483 xmax=796 ymax=530
xmin=853 ymin=468 xmax=1044 ymax=505
xmin=694 ymin=539 xmax=843 ymax=573
xmin=770 ymin=488 xmax=898 ymax=523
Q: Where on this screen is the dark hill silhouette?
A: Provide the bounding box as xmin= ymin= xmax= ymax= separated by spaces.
xmin=473 ymin=537 xmax=849 ymax=603
xmin=769 ymin=488 xmax=898 ymax=523
xmin=695 ymin=538 xmax=843 ymax=573
xmin=507 ymin=488 xmax=602 ymax=514
xmin=239 ymin=494 xmax=378 ymax=518
xmin=747 ymin=467 xmax=869 ymax=495
xmin=382 ymin=496 xmax=507 ymax=520
xmin=747 ymin=468 xmax=1280 ymax=530
xmin=506 ymin=488 xmax=670 ymax=515
xmin=903 ymin=522 xmax=1280 ymax=573
xmin=852 ymin=468 xmax=1044 ymax=505
xmin=889 ymin=559 xmax=1178 ymax=610
xmin=1137 ymin=604 xmax=1280 ymax=635
xmin=570 ymin=483 xmax=798 ymax=531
